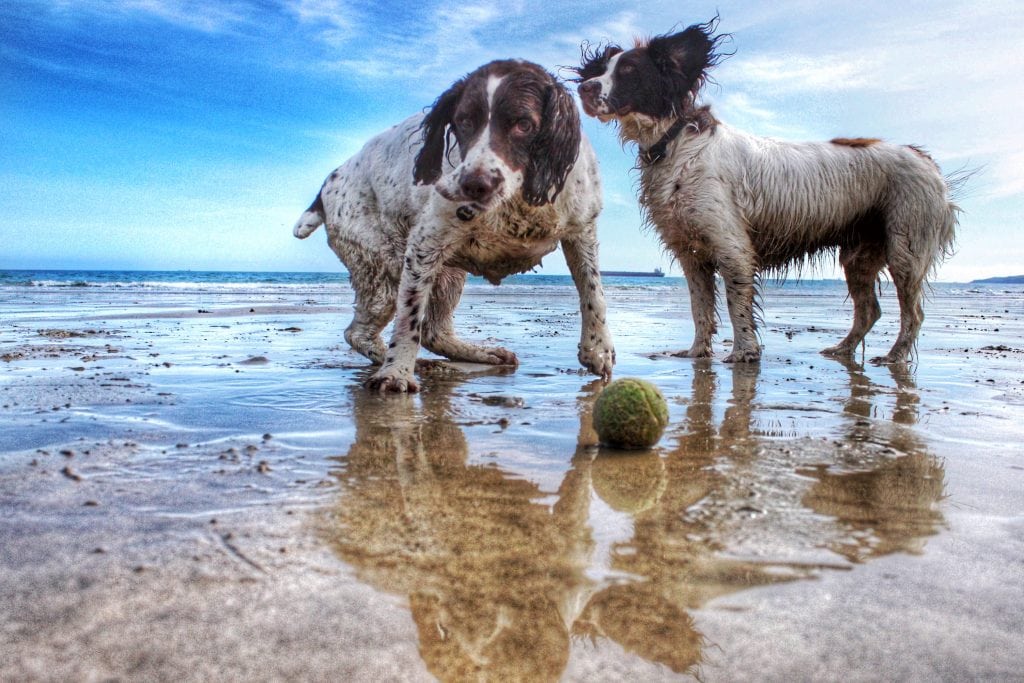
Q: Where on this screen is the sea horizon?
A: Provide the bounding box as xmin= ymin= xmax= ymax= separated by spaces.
xmin=1 ymin=267 xmax=1015 ymax=288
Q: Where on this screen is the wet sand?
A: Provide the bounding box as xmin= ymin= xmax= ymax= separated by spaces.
xmin=1 ymin=278 xmax=1023 ymax=681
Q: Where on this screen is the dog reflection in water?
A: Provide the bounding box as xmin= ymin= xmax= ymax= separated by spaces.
xmin=323 ymin=386 xmax=592 ymax=679
xmin=319 ymin=366 xmax=944 ymax=681
xmin=800 ymin=359 xmax=944 ymax=561
xmin=319 ymin=383 xmax=707 ymax=680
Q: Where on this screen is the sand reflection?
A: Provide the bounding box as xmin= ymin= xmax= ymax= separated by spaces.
xmin=319 ymin=362 xmax=945 ymax=680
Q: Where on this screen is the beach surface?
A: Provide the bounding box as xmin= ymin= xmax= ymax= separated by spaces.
xmin=2 ymin=273 xmax=1023 ymax=681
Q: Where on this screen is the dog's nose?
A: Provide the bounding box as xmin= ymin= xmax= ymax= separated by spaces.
xmin=460 ymin=171 xmax=502 ymax=204
xmin=578 ymin=80 xmax=600 ymax=97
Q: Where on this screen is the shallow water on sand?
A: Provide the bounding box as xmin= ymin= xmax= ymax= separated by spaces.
xmin=1 ymin=277 xmax=1022 ymax=680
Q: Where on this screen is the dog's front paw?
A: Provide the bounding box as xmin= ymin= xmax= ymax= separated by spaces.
xmin=579 ymin=343 xmax=615 ymax=380
xmin=671 ymin=344 xmax=713 ymax=359
xmin=869 ymin=353 xmax=910 ymax=367
xmin=821 ymin=343 xmax=856 ymax=359
xmin=724 ymin=347 xmax=762 ymax=363
xmin=365 ymin=367 xmax=419 ymax=393
xmin=483 ymin=346 xmax=519 ymax=366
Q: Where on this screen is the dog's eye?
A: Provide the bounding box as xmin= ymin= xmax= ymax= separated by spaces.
xmin=455 ymin=116 xmax=475 ymax=134
xmin=618 ymin=63 xmax=634 ymax=75
xmin=513 ymin=118 xmax=535 ymax=135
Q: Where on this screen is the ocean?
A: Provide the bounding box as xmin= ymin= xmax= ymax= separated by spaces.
xmin=0 ymin=268 xmax=685 ymax=290
xmin=0 ymin=268 xmax=1011 ymax=298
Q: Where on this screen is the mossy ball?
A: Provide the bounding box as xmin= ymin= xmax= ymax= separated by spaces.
xmin=592 ymin=378 xmax=669 ymax=449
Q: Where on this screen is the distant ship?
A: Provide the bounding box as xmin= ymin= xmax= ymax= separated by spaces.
xmin=599 ymin=267 xmax=665 ymax=278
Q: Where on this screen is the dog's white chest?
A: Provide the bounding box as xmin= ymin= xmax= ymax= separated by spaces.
xmin=448 ymin=209 xmax=561 ymax=284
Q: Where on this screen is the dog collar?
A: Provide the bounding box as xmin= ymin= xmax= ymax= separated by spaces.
xmin=639 ymin=118 xmax=688 ymax=165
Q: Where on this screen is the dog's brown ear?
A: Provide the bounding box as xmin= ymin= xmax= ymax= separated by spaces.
xmin=523 ymin=81 xmax=581 ymax=206
xmin=414 ymin=79 xmax=465 ymax=185
xmin=648 ymin=18 xmax=722 ymax=98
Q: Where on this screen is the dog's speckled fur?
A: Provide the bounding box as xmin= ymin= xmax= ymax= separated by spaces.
xmin=295 ymin=60 xmax=613 ymax=392
xmin=575 ymin=19 xmax=958 ymax=364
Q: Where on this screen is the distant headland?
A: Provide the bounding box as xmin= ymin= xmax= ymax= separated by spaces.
xmin=971 ymin=275 xmax=1024 ymax=284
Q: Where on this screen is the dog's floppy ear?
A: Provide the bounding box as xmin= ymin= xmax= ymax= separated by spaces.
xmin=648 ymin=19 xmax=721 ymax=99
xmin=414 ymin=79 xmax=465 ymax=185
xmin=523 ymin=81 xmax=581 ymax=206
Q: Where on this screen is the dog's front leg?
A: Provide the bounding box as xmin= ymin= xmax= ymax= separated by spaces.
xmin=715 ymin=248 xmax=761 ymax=363
xmin=366 ymin=221 xmax=461 ymax=393
xmin=676 ymin=257 xmax=718 ymax=358
xmin=562 ymin=234 xmax=615 ymax=379
xmin=421 ymin=267 xmax=519 ymax=365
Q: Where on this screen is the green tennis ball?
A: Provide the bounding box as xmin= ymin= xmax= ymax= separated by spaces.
xmin=592 ymin=378 xmax=669 ymax=449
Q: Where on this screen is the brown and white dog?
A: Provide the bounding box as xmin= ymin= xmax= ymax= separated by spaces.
xmin=294 ymin=59 xmax=613 ymax=392
xmin=574 ymin=19 xmax=959 ymax=364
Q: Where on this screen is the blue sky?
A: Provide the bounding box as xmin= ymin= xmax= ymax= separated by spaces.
xmin=2 ymin=0 xmax=1022 ymax=281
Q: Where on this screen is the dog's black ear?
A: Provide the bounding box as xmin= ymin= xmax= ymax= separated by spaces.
xmin=414 ymin=79 xmax=465 ymax=185
xmin=523 ymin=81 xmax=581 ymax=206
xmin=570 ymin=43 xmax=623 ymax=83
xmin=648 ymin=19 xmax=721 ymax=98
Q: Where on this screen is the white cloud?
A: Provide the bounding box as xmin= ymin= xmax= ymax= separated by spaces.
xmin=434 ymin=2 xmax=497 ymax=30
xmin=717 ymin=92 xmax=775 ymax=123
xmin=727 ymin=52 xmax=882 ymax=93
xmin=287 ymin=0 xmax=356 ymax=47
xmin=976 ymin=151 xmax=1024 ymax=200
xmin=604 ymin=189 xmax=634 ymax=209
xmin=422 ymin=2 xmax=501 ymax=71
xmin=121 ymin=0 xmax=249 ymax=32
xmin=50 ymin=0 xmax=254 ymax=33
xmin=309 ymin=1 xmax=507 ymax=89
xmin=548 ymin=11 xmax=642 ymax=68
xmin=702 ymin=2 xmax=1024 ymax=202
xmin=580 ymin=10 xmax=643 ymax=45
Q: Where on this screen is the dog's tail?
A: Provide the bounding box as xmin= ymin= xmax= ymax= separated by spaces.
xmin=293 ymin=193 xmax=325 ymax=239
xmin=936 ymin=167 xmax=977 ymax=264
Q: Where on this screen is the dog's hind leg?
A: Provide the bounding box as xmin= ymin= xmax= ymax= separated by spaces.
xmin=873 ymin=266 xmax=925 ymax=365
xmin=674 ymin=257 xmax=718 ymax=358
xmin=344 ymin=265 xmax=396 ymax=364
xmin=823 ymin=243 xmax=886 ymax=358
xmin=871 ymin=201 xmax=936 ymax=365
xmin=421 ymin=267 xmax=518 ymax=365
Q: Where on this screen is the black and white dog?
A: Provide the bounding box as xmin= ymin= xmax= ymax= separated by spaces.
xmin=574 ymin=19 xmax=958 ymax=364
xmin=295 ymin=60 xmax=614 ymax=392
